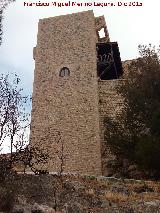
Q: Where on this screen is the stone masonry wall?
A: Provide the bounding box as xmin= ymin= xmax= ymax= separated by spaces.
xmin=98 ymin=79 xmax=125 ymax=138
xmin=98 ymin=80 xmax=125 ymax=174
xmin=30 ymin=11 xmax=102 ymax=175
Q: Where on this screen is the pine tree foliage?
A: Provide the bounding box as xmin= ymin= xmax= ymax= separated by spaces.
xmin=104 ymin=44 xmax=160 ymax=176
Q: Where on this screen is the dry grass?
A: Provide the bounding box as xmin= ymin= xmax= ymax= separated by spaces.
xmin=105 ymin=191 xmax=129 ymax=202
xmin=105 ymin=190 xmax=160 ymax=203
xmin=126 ymin=181 xmax=160 ymax=193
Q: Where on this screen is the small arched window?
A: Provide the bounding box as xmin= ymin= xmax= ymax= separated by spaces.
xmin=59 ymin=67 xmax=70 ymax=77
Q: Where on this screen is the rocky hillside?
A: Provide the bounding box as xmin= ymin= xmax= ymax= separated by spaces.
xmin=0 ymin=174 xmax=160 ymax=212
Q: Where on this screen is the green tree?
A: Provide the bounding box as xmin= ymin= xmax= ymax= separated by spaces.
xmin=0 ymin=0 xmax=15 ymax=45
xmin=104 ymin=44 xmax=160 ymax=177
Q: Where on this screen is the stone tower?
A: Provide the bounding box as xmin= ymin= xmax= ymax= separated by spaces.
xmin=30 ymin=10 xmax=123 ymax=175
xmin=31 ymin=11 xmax=102 ymax=175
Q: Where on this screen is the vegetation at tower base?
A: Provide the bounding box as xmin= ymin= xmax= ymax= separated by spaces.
xmin=0 ymin=73 xmax=28 ymax=175
xmin=0 ymin=73 xmax=30 ymax=154
xmin=104 ymin=44 xmax=160 ymax=179
xmin=0 ymin=73 xmax=51 ymax=177
xmin=1 ymin=174 xmax=160 ymax=212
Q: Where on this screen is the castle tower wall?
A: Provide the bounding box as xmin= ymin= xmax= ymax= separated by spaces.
xmin=30 ymin=11 xmax=102 ymax=175
xmin=98 ymin=80 xmax=125 ymax=174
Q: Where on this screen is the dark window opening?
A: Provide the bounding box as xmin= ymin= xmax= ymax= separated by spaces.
xmin=59 ymin=67 xmax=70 ymax=77
xmin=97 ymin=42 xmax=123 ymax=80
